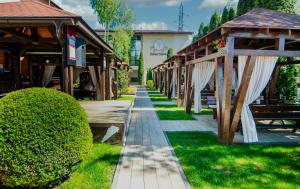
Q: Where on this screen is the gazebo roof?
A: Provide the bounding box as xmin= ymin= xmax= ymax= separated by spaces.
xmin=0 ymin=0 xmax=77 ymax=18
xmin=222 ymin=8 xmax=300 ymax=30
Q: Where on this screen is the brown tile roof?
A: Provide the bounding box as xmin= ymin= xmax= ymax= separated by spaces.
xmin=0 ymin=0 xmax=78 ymax=18
xmin=222 ymin=8 xmax=300 ymax=30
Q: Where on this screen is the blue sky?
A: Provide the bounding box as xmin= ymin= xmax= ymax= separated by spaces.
xmin=53 ymin=0 xmax=300 ymax=33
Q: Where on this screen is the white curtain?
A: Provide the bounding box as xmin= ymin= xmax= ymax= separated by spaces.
xmin=192 ymin=61 xmax=215 ymax=113
xmin=238 ymin=56 xmax=278 ymax=143
xmin=42 ymin=66 xmax=56 ymax=87
xmin=171 ymin=68 xmax=177 ymax=98
xmin=232 ymin=68 xmax=238 ymax=95
xmin=88 ymin=66 xmax=101 ymax=100
xmin=208 ymin=74 xmax=215 ymax=91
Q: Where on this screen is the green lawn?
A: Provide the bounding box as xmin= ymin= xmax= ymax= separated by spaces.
xmin=167 ymin=132 xmax=300 ymax=189
xmin=154 ymin=104 xmax=195 ymax=120
xmin=60 ymin=143 xmax=121 ymax=189
xmin=154 ymin=104 xmax=213 ymax=120
xmin=117 ymin=95 xmax=135 ymax=102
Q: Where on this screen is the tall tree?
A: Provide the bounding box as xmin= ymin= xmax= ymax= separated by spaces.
xmin=237 ymin=0 xmax=296 ymax=16
xmin=111 ymin=27 xmax=133 ymax=63
xmin=90 ymin=0 xmax=134 ymax=42
xmin=167 ymin=48 xmax=174 ymax=59
xmin=138 ymin=52 xmax=144 ymax=85
xmin=209 ymin=12 xmax=221 ymax=31
xmin=228 ymin=7 xmax=236 ymax=21
xmin=197 ymin=22 xmax=205 ymax=38
xmin=203 ymin=25 xmax=209 ymax=36
xmin=221 ymin=7 xmax=229 ymax=24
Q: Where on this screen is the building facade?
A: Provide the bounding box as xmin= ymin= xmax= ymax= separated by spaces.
xmin=96 ymin=30 xmax=193 ymax=83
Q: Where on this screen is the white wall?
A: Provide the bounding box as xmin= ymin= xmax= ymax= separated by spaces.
xmin=141 ymin=33 xmax=192 ymax=70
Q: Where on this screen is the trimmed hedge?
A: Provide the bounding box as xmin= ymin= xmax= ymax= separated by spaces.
xmin=0 ymin=88 xmax=92 ymax=188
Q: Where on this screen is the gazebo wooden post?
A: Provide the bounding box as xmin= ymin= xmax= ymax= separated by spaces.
xmin=164 ymin=67 xmax=168 ymax=96
xmin=12 ymin=47 xmax=21 ymax=89
xmin=215 ymin=57 xmax=224 ymax=142
xmin=219 ymin=37 xmax=234 ymax=144
xmin=267 ymin=65 xmax=281 ymax=103
xmin=105 ymin=57 xmax=111 ymax=100
xmin=228 ymin=56 xmax=256 ymax=143
xmin=167 ymin=62 xmax=173 ymax=99
xmin=115 ymin=67 xmax=119 ymax=99
xmin=100 ymin=55 xmax=106 ymax=101
xmin=159 ymin=70 xmax=163 ymax=93
xmin=185 ymin=63 xmax=194 ymax=114
xmin=155 ymin=71 xmax=158 ymax=90
xmin=68 ymin=65 xmax=74 ymax=96
xmin=177 ymin=60 xmax=184 ymax=107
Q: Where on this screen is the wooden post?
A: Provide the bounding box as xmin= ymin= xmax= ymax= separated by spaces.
xmin=215 ymin=57 xmax=224 ymax=142
xmin=12 ymin=47 xmax=21 ymax=89
xmin=228 ymin=56 xmax=256 ymax=143
xmin=105 ymin=60 xmax=111 ymax=100
xmin=68 ymin=65 xmax=74 ymax=96
xmin=177 ymin=62 xmax=184 ymax=107
xmin=100 ymin=56 xmax=106 ymax=101
xmin=28 ymin=55 xmax=33 ymax=87
xmin=185 ymin=64 xmax=194 ymax=113
xmin=167 ymin=66 xmax=173 ymax=99
xmin=267 ymin=65 xmax=281 ymax=103
xmin=160 ymin=71 xmax=164 ymax=93
xmin=220 ymin=37 xmax=234 ymax=144
xmin=115 ymin=68 xmax=119 ymax=99
xmin=164 ymin=68 xmax=168 ymax=96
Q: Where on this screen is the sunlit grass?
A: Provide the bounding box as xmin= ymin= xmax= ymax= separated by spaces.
xmin=60 ymin=143 xmax=121 ymax=189
xmin=154 ymin=104 xmax=195 ymax=120
xmin=117 ymin=95 xmax=135 ymax=102
xmin=167 ymin=132 xmax=300 ymax=189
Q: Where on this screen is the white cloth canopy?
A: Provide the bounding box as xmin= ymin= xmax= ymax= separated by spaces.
xmin=238 ymin=56 xmax=278 ymax=143
xmin=171 ymin=68 xmax=177 ymax=98
xmin=42 ymin=66 xmax=56 ymax=87
xmin=192 ymin=61 xmax=215 ymax=113
xmin=88 ymin=66 xmax=101 ymax=100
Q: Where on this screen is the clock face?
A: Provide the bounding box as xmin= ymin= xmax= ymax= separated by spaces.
xmin=154 ymin=40 xmax=164 ymax=51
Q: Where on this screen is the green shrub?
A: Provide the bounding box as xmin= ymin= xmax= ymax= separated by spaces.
xmin=147 ymin=80 xmax=154 ymax=89
xmin=0 ymin=88 xmax=92 ymax=188
xmin=118 ymin=69 xmax=129 ymax=96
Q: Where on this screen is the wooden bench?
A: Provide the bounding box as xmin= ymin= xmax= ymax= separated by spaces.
xmin=250 ymin=105 xmax=300 ymax=130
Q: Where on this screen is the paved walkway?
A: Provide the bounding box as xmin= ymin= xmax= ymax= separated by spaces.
xmin=112 ymin=87 xmax=191 ymax=189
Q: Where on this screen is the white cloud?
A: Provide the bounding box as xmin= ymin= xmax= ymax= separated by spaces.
xmin=128 ymin=0 xmax=184 ymax=7
xmin=199 ymin=0 xmax=238 ymax=9
xmin=52 ymin=0 xmax=102 ymax=29
xmin=133 ymin=21 xmax=169 ymax=30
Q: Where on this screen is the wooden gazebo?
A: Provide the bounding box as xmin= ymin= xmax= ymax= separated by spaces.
xmin=0 ymin=0 xmax=124 ymax=101
xmin=154 ymin=8 xmax=300 ymax=144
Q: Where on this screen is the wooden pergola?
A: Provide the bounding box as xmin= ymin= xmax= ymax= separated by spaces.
xmin=154 ymin=8 xmax=300 ymax=144
xmin=0 ymin=0 xmax=126 ymax=100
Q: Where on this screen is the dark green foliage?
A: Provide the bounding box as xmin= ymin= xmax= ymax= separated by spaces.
xmin=237 ymin=0 xmax=296 ymax=16
xmin=228 ymin=7 xmax=236 ymax=21
xmin=198 ymin=22 xmax=205 ymax=38
xmin=221 ymin=7 xmax=229 ymax=24
xmin=0 ymin=88 xmax=92 ymax=188
xmin=146 ymin=68 xmax=153 ymax=81
xmin=138 ymin=52 xmax=144 ymax=85
xmin=167 ymin=48 xmax=174 ymax=59
xmin=203 ymin=26 xmax=209 ymax=35
xmin=118 ymin=69 xmax=129 ymax=95
xmin=276 ymin=65 xmax=298 ymax=103
xmin=209 ymin=12 xmax=221 ymax=31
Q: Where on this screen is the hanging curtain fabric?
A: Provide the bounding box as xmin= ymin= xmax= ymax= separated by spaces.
xmin=171 ymin=68 xmax=177 ymax=98
xmin=73 ymin=68 xmax=82 ymax=83
xmin=192 ymin=61 xmax=215 ymax=113
xmin=232 ymin=68 xmax=238 ymax=95
xmin=208 ymin=74 xmax=215 ymax=91
xmin=42 ymin=66 xmax=56 ymax=87
xmin=88 ymin=66 xmax=101 ymax=100
xmin=238 ymin=56 xmax=278 ymax=143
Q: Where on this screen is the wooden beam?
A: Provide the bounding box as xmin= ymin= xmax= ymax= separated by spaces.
xmin=220 ymin=37 xmax=234 ymax=144
xmin=215 ymin=58 xmax=224 ymax=142
xmin=100 ymin=57 xmax=106 ymax=101
xmin=186 ymin=48 xmax=226 ymax=65
xmin=177 ymin=63 xmax=184 ymax=107
xmin=233 ymin=49 xmax=300 ymax=57
xmin=228 ymin=56 xmax=256 ymax=143
xmin=167 ymin=67 xmax=173 ymax=99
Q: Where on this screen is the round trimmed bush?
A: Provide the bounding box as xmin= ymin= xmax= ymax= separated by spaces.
xmin=0 ymin=88 xmax=92 ymax=187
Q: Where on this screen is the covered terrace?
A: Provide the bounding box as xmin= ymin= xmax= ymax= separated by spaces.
xmin=154 ymin=8 xmax=300 ymax=144
xmin=0 ymin=0 xmax=127 ymax=100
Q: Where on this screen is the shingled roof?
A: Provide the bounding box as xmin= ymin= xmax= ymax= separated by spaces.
xmin=222 ymin=8 xmax=300 ymax=30
xmin=0 ymin=0 xmax=78 ymax=18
